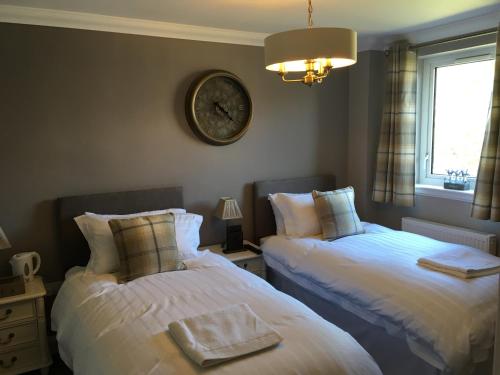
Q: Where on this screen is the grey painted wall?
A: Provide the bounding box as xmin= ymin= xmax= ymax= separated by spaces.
xmin=347 ymin=51 xmax=384 ymax=219
xmin=0 ymin=23 xmax=349 ymax=281
xmin=349 ymin=51 xmax=500 ymax=254
xmin=2 ymin=24 xmax=496 ymax=282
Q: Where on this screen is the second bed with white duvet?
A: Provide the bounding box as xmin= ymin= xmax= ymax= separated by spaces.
xmin=261 ymin=223 xmax=498 ymax=374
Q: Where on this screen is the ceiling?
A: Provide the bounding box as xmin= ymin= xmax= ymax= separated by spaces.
xmin=0 ymin=0 xmax=498 ymax=37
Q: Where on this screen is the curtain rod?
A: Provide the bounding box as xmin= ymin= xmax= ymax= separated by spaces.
xmin=409 ymin=27 xmax=497 ymax=50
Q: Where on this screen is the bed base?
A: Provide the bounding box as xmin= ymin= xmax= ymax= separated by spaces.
xmin=267 ymin=266 xmax=492 ymax=375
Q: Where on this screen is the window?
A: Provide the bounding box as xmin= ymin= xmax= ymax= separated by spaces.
xmin=417 ymin=44 xmax=496 ymax=189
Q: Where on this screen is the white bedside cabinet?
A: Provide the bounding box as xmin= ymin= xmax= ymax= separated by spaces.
xmin=201 ymin=242 xmax=266 ymax=279
xmin=0 ymin=277 xmax=51 ymax=375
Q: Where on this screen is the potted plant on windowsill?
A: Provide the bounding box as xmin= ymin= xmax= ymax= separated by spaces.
xmin=444 ymin=169 xmax=470 ymax=191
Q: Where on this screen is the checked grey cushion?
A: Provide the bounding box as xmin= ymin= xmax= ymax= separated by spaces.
xmin=312 ymin=187 xmax=364 ymax=241
xmin=109 ymin=213 xmax=184 ymax=282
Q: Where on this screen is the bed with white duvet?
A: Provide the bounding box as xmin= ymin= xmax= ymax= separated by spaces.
xmin=52 ymin=250 xmax=382 ymax=375
xmin=261 ymin=223 xmax=498 ymax=374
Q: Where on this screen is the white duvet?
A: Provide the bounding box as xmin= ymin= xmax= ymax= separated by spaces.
xmin=51 ymin=251 xmax=382 ymax=375
xmin=261 ymin=224 xmax=498 ymax=373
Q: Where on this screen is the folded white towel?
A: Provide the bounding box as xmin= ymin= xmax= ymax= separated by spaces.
xmin=418 ymin=248 xmax=500 ymax=279
xmin=168 ymin=304 xmax=283 ymax=367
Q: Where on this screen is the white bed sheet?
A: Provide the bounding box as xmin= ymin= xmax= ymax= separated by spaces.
xmin=261 ymin=223 xmax=498 ymax=374
xmin=51 ymin=251 xmax=382 ymax=375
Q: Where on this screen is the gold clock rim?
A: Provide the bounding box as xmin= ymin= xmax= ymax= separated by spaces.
xmin=185 ymin=70 xmax=253 ymax=146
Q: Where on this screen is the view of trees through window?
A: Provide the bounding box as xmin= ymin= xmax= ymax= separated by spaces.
xmin=431 ymin=59 xmax=495 ymax=177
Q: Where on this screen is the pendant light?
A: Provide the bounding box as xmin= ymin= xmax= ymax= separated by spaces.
xmin=264 ymin=0 xmax=357 ymax=86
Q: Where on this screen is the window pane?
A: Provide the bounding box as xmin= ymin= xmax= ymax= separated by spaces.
xmin=431 ymin=59 xmax=495 ymax=177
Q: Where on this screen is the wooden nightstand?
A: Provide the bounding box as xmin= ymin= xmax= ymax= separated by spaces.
xmin=0 ymin=277 xmax=51 ymax=375
xmin=202 ymin=241 xmax=266 ymax=279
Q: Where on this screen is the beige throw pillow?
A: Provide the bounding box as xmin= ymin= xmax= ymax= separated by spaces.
xmin=312 ymin=187 xmax=364 ymax=241
xmin=109 ymin=213 xmax=184 ymax=282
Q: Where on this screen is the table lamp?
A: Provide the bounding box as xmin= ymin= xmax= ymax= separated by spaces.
xmin=215 ymin=197 xmax=243 ymax=253
xmin=0 ymin=227 xmax=11 ymax=250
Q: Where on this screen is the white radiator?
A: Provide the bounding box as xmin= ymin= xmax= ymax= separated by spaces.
xmin=401 ymin=217 xmax=497 ymax=254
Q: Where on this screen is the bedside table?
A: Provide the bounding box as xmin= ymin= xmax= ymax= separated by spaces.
xmin=0 ymin=277 xmax=51 ymax=375
xmin=202 ymin=242 xmax=266 ymax=279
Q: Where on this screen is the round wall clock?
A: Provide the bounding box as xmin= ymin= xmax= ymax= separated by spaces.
xmin=185 ymin=70 xmax=252 ymax=146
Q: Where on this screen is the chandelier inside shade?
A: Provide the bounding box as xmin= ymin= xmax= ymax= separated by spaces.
xmin=264 ymin=1 xmax=357 ymax=86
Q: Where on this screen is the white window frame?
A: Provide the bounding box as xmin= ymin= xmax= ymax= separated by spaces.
xmin=416 ymin=43 xmax=496 ymax=188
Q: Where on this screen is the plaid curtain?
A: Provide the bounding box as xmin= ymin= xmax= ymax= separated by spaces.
xmin=471 ymin=26 xmax=500 ymax=221
xmin=372 ymin=41 xmax=417 ymax=207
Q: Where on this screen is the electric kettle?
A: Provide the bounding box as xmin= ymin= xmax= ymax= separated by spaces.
xmin=9 ymin=252 xmax=41 ymax=282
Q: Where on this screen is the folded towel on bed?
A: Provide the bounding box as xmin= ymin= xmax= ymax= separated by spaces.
xmin=418 ymin=248 xmax=500 ymax=279
xmin=168 ymin=303 xmax=283 ymax=367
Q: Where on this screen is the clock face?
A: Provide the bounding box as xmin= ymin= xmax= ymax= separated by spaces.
xmin=186 ymin=71 xmax=252 ymax=145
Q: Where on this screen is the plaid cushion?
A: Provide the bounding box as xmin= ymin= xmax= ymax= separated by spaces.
xmin=312 ymin=187 xmax=364 ymax=241
xmin=109 ymin=213 xmax=183 ymax=282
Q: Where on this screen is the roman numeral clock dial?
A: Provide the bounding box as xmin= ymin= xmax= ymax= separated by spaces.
xmin=185 ymin=71 xmax=252 ymax=146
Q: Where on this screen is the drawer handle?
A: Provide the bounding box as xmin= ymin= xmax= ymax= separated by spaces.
xmin=0 ymin=309 xmax=12 ymax=321
xmin=0 ymin=333 xmax=15 ymax=345
xmin=0 ymin=356 xmax=17 ymax=369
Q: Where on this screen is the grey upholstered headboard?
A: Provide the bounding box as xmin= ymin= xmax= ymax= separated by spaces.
xmin=253 ymin=175 xmax=336 ymax=241
xmin=56 ymin=186 xmax=183 ymax=272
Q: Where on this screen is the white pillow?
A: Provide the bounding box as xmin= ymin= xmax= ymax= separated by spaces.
xmin=268 ymin=195 xmax=286 ymax=235
xmin=84 ymin=209 xmax=185 ymax=221
xmin=74 ymin=215 xmax=121 ymax=274
xmin=269 ymin=193 xmax=321 ymax=237
xmin=75 ymin=209 xmax=202 ymax=274
xmin=171 ymin=213 xmax=203 ymax=260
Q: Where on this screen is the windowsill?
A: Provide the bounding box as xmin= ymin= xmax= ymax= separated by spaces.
xmin=415 ymin=184 xmax=473 ymax=203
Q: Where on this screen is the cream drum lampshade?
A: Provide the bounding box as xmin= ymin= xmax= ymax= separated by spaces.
xmin=265 ymin=27 xmax=357 ymax=72
xmin=264 ymin=0 xmax=357 ymax=86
